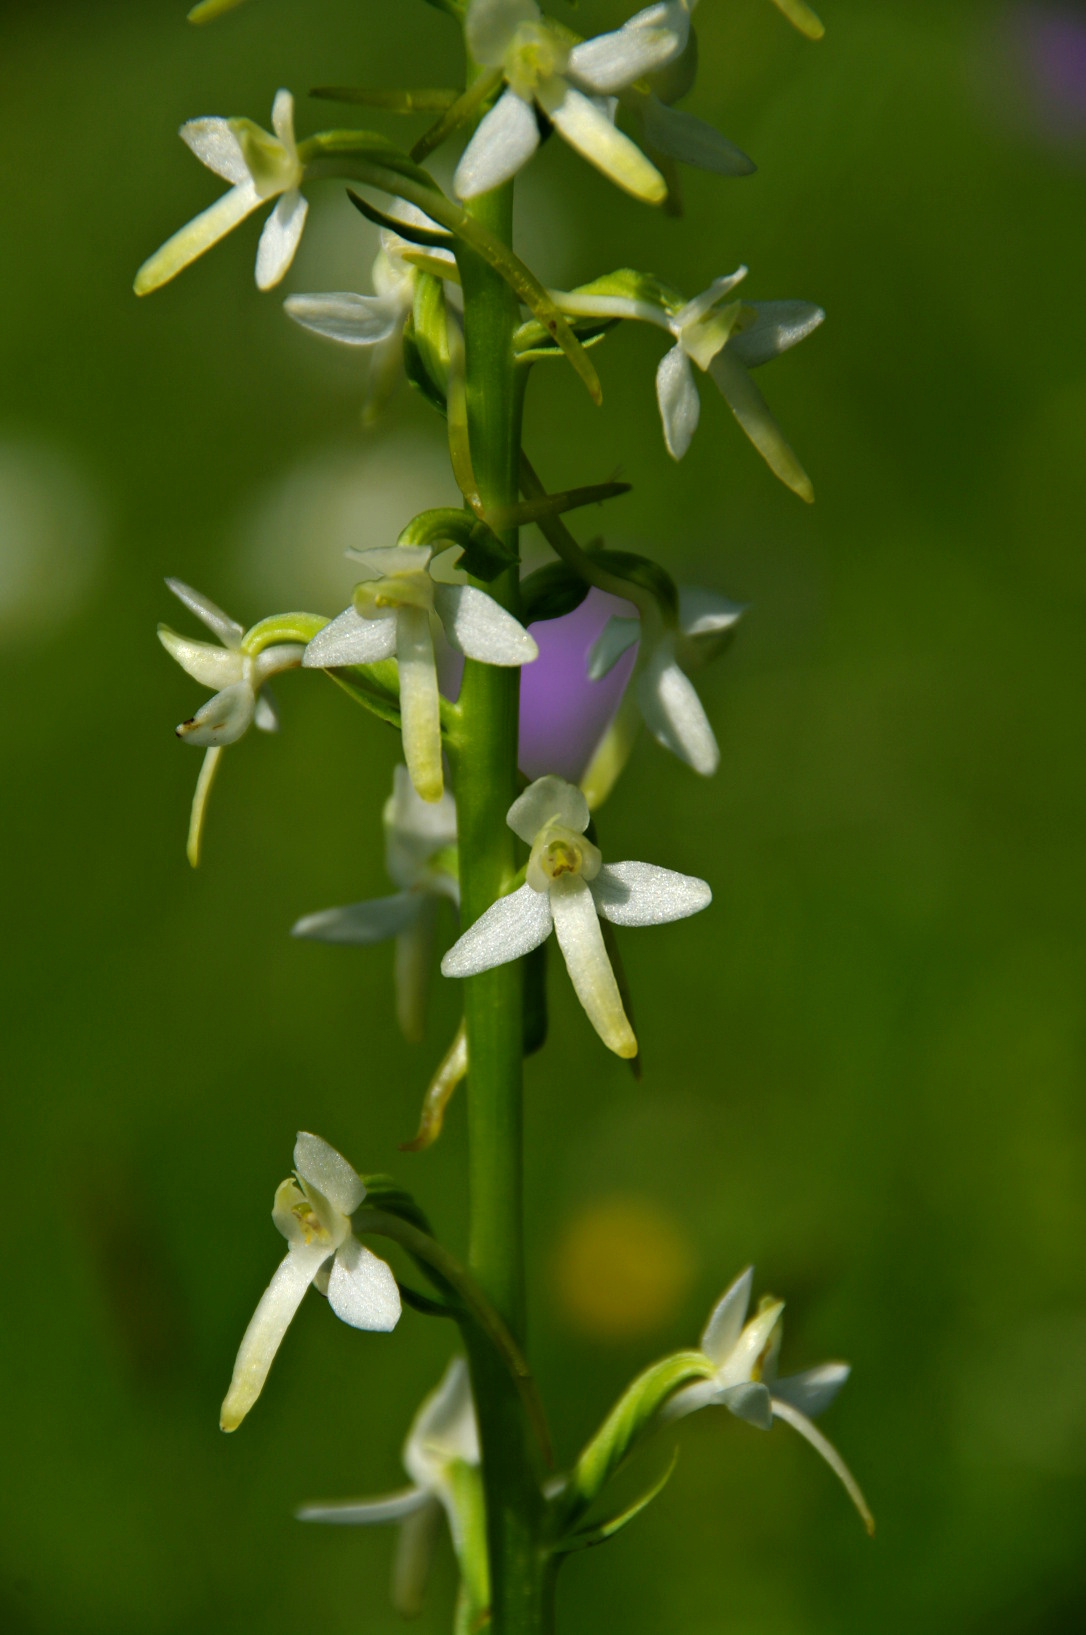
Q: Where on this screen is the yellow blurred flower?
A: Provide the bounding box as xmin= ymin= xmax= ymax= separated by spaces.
xmin=551 ymin=1195 xmax=695 ymax=1341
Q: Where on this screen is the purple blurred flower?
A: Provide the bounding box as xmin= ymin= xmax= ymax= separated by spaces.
xmin=1008 ymin=4 xmax=1086 ymax=141
xmin=519 ymin=589 xmax=638 ymax=782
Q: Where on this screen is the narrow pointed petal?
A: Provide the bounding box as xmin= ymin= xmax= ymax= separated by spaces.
xmin=298 ymin=1487 xmax=431 ymax=1526
xmin=718 ymin=1301 xmax=785 ymax=1389
xmin=294 ymin=1132 xmax=366 ymax=1215
xmin=728 ymin=301 xmax=825 ymax=369
xmin=165 ymin=577 xmax=243 ymax=645
xmin=507 ymin=775 xmax=590 ymax=844
xmin=271 ymin=88 xmax=297 ymax=150
xmin=392 ymin=1499 xmax=442 ymax=1618
xmin=590 ymin=860 xmax=711 ymax=926
xmin=285 ymin=291 xmax=404 ymax=347
xmin=327 ymin=1235 xmax=402 ymax=1331
xmin=550 ymin=877 xmax=637 ymax=1058
xmin=720 ymin=1380 xmax=774 ymax=1429
xmin=569 ymin=4 xmax=690 ymax=94
xmin=405 ymin=1357 xmax=480 ymax=1482
xmin=220 ymin=1241 xmax=329 ymax=1430
xmin=538 ymin=82 xmax=666 ymax=203
xmin=351 ymin=544 xmax=433 ymax=578
xmin=177 ymin=680 xmax=254 ymax=747
xmin=700 ymin=1268 xmax=754 ymax=1364
xmin=678 ymin=586 xmax=745 ymax=643
xmin=256 ymin=190 xmax=308 ymax=290
xmin=303 ymin=606 xmax=397 ymax=668
xmin=180 ymin=116 xmax=250 ymax=184
xmin=586 ymin=616 xmax=640 ymax=681
xmin=293 ymin=894 xmax=421 ymax=946
xmin=186 ymin=746 xmax=222 ymax=869
xmin=454 ymin=90 xmax=540 ymax=199
xmin=709 ymin=349 xmax=814 ymax=502
xmin=395 ymin=900 xmax=436 ymax=1044
xmin=397 ymin=607 xmax=444 ymax=803
xmin=675 ymin=270 xmax=749 ymax=331
xmin=641 ymin=97 xmax=756 ymax=177
xmin=637 ymin=650 xmax=719 ymax=774
xmin=657 ymin=1376 xmax=721 ymax=1423
xmin=770 ymin=1398 xmax=874 ymax=1533
xmin=385 ymin=765 xmax=458 ymax=887
xmin=158 ymin=627 xmax=245 ymax=689
xmin=465 ymin=0 xmax=539 ymax=66
xmin=772 ymin=1362 xmax=851 ymax=1419
xmin=441 ymin=882 xmax=553 ymax=977
xmin=434 ymin=584 xmax=538 ymax=666
xmin=134 ymin=182 xmax=261 ymax=295
xmin=253 ymin=691 xmax=279 ymax=732
xmin=656 ymin=344 xmax=700 ymax=459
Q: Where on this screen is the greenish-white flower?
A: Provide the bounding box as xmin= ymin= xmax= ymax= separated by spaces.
xmin=135 ymin=89 xmax=307 ymax=295
xmin=441 ymin=775 xmax=710 ymax=1058
xmin=303 ymin=545 xmax=538 ymax=803
xmin=662 ymin=1266 xmax=873 ymax=1532
xmin=292 ymin=766 xmax=459 ymax=1042
xmin=220 ymin=1133 xmax=401 ymax=1433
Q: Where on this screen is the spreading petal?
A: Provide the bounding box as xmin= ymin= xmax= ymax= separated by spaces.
xmin=550 ymin=876 xmax=637 ymax=1057
xmin=165 ymin=577 xmax=243 ymax=646
xmin=181 ymin=116 xmax=250 ymax=184
xmin=395 ymin=901 xmax=437 ymax=1044
xmin=255 ymin=189 xmax=308 ymax=290
xmin=728 ymin=301 xmax=825 ymax=369
xmin=434 ymin=584 xmax=538 ymax=666
xmin=771 ymin=1362 xmax=850 ymax=1419
xmin=454 ymin=90 xmax=540 ymax=199
xmin=657 ymin=1376 xmax=720 ymax=1423
xmin=220 ymin=1240 xmax=330 ymax=1430
xmin=253 ymin=690 xmax=279 ymax=732
xmin=293 ymin=894 xmax=422 ymax=946
xmin=285 ymin=291 xmax=405 ymax=347
xmin=700 ymin=1267 xmax=753 ymax=1364
xmin=385 ymin=764 xmax=458 ymax=888
xmin=294 ymin=1131 xmax=367 ymax=1216
xmin=637 ymin=648 xmax=719 ymax=774
xmin=271 ymin=88 xmax=297 ymax=152
xmin=397 ymin=607 xmax=444 ymax=803
xmin=640 ymin=96 xmax=756 ymax=177
xmin=186 ymin=746 xmax=222 ymax=869
xmin=465 ymin=0 xmax=540 ymax=66
xmin=392 ymin=1499 xmax=443 ymax=1617
xmin=716 ymin=1299 xmax=784 ymax=1390
xmin=177 ymin=679 xmax=255 ymax=747
xmin=719 ymin=1380 xmax=774 ymax=1429
xmin=769 ymin=1397 xmax=874 ymax=1534
xmin=134 ymin=181 xmax=262 ymax=295
xmin=656 ymin=343 xmax=700 ymax=459
xmin=297 ymin=1487 xmax=431 ymax=1525
xmin=158 ymin=627 xmax=245 ymax=689
xmin=441 ymin=882 xmax=553 ymax=977
xmin=405 ymin=1357 xmax=480 ymax=1483
xmin=303 ymin=606 xmax=397 ymax=668
xmin=538 ymin=81 xmax=666 ymax=203
xmin=507 ymin=774 xmax=590 ymax=843
xmin=568 ymin=2 xmax=690 ymax=94
xmin=586 ymin=615 xmax=641 ymax=680
xmin=327 ymin=1234 xmax=402 ymax=1331
xmin=590 ymin=860 xmax=711 ymax=926
xmin=708 ymin=348 xmax=814 ymax=502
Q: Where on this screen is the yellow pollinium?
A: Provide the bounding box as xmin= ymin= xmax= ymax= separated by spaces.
xmin=527 ymin=820 xmax=601 ymax=893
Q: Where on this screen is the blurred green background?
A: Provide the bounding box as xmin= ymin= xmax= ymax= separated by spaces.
xmin=4 ymin=0 xmax=1086 ymax=1629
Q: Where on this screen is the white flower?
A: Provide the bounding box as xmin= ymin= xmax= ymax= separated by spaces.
xmin=135 ymin=89 xmax=307 ymax=295
xmin=662 ymin=1267 xmax=873 ymax=1532
xmin=284 ymin=205 xmax=458 ymax=421
xmin=303 ymin=544 xmax=538 ymax=803
xmin=441 ymin=775 xmax=710 ymax=1058
xmin=158 ymin=578 xmax=305 ymax=866
xmin=292 ymin=766 xmax=459 ymax=1042
xmin=453 ymin=0 xmax=691 ymax=203
xmin=297 ymin=1357 xmax=483 ymax=1616
xmin=220 ymin=1132 xmax=401 ymax=1432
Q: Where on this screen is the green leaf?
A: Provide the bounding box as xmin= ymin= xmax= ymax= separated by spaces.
xmin=592 ymin=547 xmax=680 ymax=621
xmin=567 ymin=266 xmax=683 ymax=315
xmin=357 ymin=1175 xmax=434 ymax=1237
xmin=327 ymin=665 xmax=402 ymax=731
xmin=397 ymin=1282 xmax=457 ymax=1318
xmin=403 ymin=316 xmax=449 ymax=417
xmin=486 ymin=480 xmax=631 ymax=535
xmin=553 ymin=1450 xmax=678 ymax=1553
xmin=393 ymin=504 xmax=517 ymax=580
xmin=520 ymin=562 xmax=590 ymax=624
xmin=403 ymin=271 xmax=452 ymax=415
xmin=515 ymin=315 xmax=616 ymax=362
xmin=346 ymin=188 xmax=452 ymax=249
xmin=458 ymin=522 xmax=518 ymax=582
xmin=410 ymin=68 xmax=504 ymax=165
xmin=309 ymin=86 xmax=461 ymax=114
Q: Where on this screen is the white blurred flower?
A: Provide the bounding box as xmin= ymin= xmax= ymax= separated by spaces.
xmin=662 ymin=1267 xmax=873 ymax=1532
xmin=220 ymin=1133 xmax=401 ymax=1432
xmin=454 ymin=0 xmax=690 ymax=202
xmin=441 ymin=775 xmax=710 ymax=1058
xmin=293 ymin=766 xmax=459 ymax=1042
xmin=298 ymin=1357 xmax=484 ymax=1617
xmin=135 ymin=89 xmax=308 ymax=294
xmin=304 ymin=544 xmax=537 ymax=803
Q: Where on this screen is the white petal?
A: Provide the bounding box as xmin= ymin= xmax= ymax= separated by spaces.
xmin=568 ymin=3 xmax=690 ymax=94
xmin=507 ymin=774 xmax=589 ymax=844
xmin=395 ymin=904 xmax=436 ymax=1044
xmin=255 ymin=190 xmax=308 ymax=290
xmin=700 ymin=1267 xmax=754 ymax=1364
xmin=404 ymin=1356 xmax=480 ymax=1490
xmin=253 ymin=690 xmax=279 ymax=732
xmin=657 ymin=1377 xmax=720 ymax=1424
xmin=186 ymin=746 xmax=222 ymax=870
xmin=640 ymin=96 xmax=756 ymax=177
xmin=551 ymin=877 xmax=637 ymax=1058
xmin=769 ymin=1398 xmax=874 ymax=1534
xmin=271 ymin=88 xmax=296 ymax=153
xmin=284 ymin=291 xmax=404 ymax=347
xmin=454 ymin=90 xmax=540 ymax=199
xmin=180 ymin=116 xmax=250 ymax=184
xmin=292 ymin=893 xmax=421 ymax=945
xmin=675 ymin=269 xmax=748 ymax=330
xmin=434 ymin=584 xmax=538 ymax=666
xmin=717 ymin=1301 xmax=785 ymax=1389
xmin=720 ymin=1380 xmax=774 ymax=1430
xmin=297 ymin=1487 xmax=431 ymax=1526
xmin=771 ymin=1362 xmax=851 ymax=1419
xmin=441 ymin=882 xmax=553 ymax=977
xmin=392 ymin=1500 xmax=442 ymax=1619
xmin=590 ymin=860 xmax=711 ymax=926
xmin=385 ymin=764 xmax=458 ymax=888
xmin=327 ymin=1235 xmax=402 ymax=1331
xmin=538 ymin=82 xmax=666 ymax=203
xmin=708 ymin=348 xmax=814 ymax=502
xmin=294 ymin=1132 xmax=366 ymax=1216
xmin=728 ymin=301 xmax=825 ymax=369
xmin=350 ymin=544 xmax=433 ymax=578
xmin=302 ymin=606 xmax=397 ymax=668
xmin=656 ymin=344 xmax=700 ymax=459
xmin=158 ymin=627 xmax=245 ymax=689
xmin=465 ymin=0 xmax=540 ymax=65
xmin=678 ymin=585 xmax=745 ymax=642
xmin=397 ymin=607 xmax=444 ymax=803
xmin=219 ymin=1241 xmax=329 ymax=1430
xmin=165 ymin=577 xmax=243 ymax=646
xmin=637 ymin=648 xmax=719 ymax=774
xmin=177 ymin=680 xmax=254 ymax=747
xmin=134 ymin=182 xmax=262 ymax=295
xmin=586 ymin=615 xmax=640 ymax=680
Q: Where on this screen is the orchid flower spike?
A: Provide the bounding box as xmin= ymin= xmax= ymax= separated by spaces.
xmin=220 ymin=1133 xmax=401 ymax=1432
xmin=441 ymin=774 xmax=710 ymax=1058
xmin=662 ymin=1267 xmax=874 ymax=1533
xmin=298 ymin=1357 xmax=486 ymax=1617
xmin=285 ymin=205 xmax=457 ymax=423
xmin=135 ymin=89 xmax=307 ymax=295
xmin=582 ymin=586 xmax=744 ymax=806
xmin=158 ymin=578 xmax=305 ymax=866
xmin=293 ymin=766 xmax=459 ymax=1042
xmin=453 ymin=0 xmax=693 ymax=203
xmin=303 ymin=544 xmax=538 ymax=803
